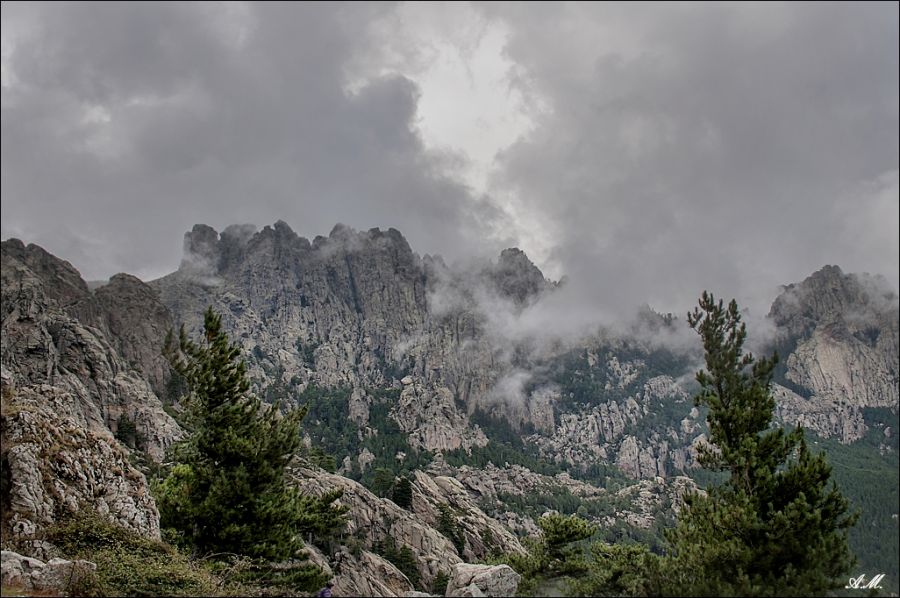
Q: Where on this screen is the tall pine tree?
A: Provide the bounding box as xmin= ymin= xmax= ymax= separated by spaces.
xmin=666 ymin=292 xmax=857 ymax=596
xmin=576 ymin=293 xmax=857 ymax=597
xmin=157 ymin=307 xmax=346 ymax=586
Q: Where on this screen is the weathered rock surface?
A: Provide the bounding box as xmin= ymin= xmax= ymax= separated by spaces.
xmin=150 ymin=223 xmax=553 ymax=456
xmin=290 ymin=465 xmax=463 ymax=587
xmin=1 ymin=550 xmax=97 ymax=594
xmin=152 ymin=223 xmax=431 ymax=390
xmin=610 ymin=475 xmax=698 ymax=529
xmin=1 ymin=239 xmax=182 ymax=461
xmin=394 ymin=384 xmax=488 ymax=452
xmin=441 ymin=462 xmax=695 ymax=534
xmin=445 ymin=563 xmax=521 ymax=597
xmin=772 ymin=384 xmax=868 ymax=444
xmin=2 ymin=229 xmax=896 ymax=596
xmin=291 ymin=463 xmax=528 ymax=592
xmin=769 ymin=265 xmax=899 ymax=441
xmin=1 ymin=383 xmax=161 ymax=545
xmin=528 ymin=374 xmax=702 ymax=480
xmin=331 ymin=548 xmax=414 ymax=597
xmin=408 ymin=471 xmax=526 ymax=562
xmin=92 ymin=273 xmax=175 ymax=396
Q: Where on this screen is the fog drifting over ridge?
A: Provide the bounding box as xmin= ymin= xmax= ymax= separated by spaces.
xmin=2 ymin=2 xmax=897 ymax=325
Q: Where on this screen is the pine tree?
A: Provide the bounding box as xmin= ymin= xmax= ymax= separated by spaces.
xmin=431 ymin=571 xmax=450 ymax=596
xmin=377 ymin=536 xmax=421 ymax=589
xmin=393 ymin=475 xmax=413 ymax=509
xmin=538 ymin=512 xmax=596 ymax=567
xmin=437 ymin=503 xmax=466 ymax=556
xmin=157 ymin=307 xmax=346 ymax=587
xmin=370 ymin=467 xmax=396 ymax=499
xmin=665 ymin=292 xmax=857 ymax=596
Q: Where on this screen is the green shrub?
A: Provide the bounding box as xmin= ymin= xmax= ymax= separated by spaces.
xmin=47 ymin=511 xmax=220 ymax=597
xmin=431 ymin=571 xmax=450 ymax=595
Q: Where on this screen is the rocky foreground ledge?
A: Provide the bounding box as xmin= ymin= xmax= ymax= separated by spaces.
xmin=0 ymin=550 xmax=519 ymax=597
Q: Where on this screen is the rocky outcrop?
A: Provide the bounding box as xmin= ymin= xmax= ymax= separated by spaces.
xmin=290 ymin=465 xmax=463 ymax=588
xmin=393 ymin=383 xmax=488 ymax=453
xmin=3 ymin=228 xmax=895 ymax=596
xmin=769 ymin=265 xmax=899 ymax=441
xmin=152 ymin=222 xmax=431 ymax=391
xmin=445 ymin=563 xmax=521 ymax=597
xmin=441 ymin=462 xmax=695 ymax=534
xmin=1 ymin=240 xmax=182 ymax=461
xmin=450 ymin=463 xmax=604 ymax=503
xmin=151 ymin=223 xmax=556 ymax=448
xmin=331 ymin=548 xmax=415 ymax=597
xmin=290 ymin=464 xmax=528 ymax=590
xmin=610 ymin=476 xmax=697 ymax=529
xmin=1 ymin=383 xmax=161 ymax=547
xmin=486 ymin=248 xmax=552 ymax=307
xmin=408 ymin=471 xmax=526 ymax=562
xmin=772 ymin=384 xmax=867 ymax=444
xmin=529 ymin=374 xmax=701 ymax=479
xmin=92 ymin=273 xmax=174 ymax=396
xmin=1 ymin=550 xmax=97 ymax=595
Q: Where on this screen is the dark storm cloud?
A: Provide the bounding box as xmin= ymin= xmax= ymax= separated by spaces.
xmin=2 ymin=1 xmax=896 ymax=335
xmin=481 ymin=1 xmax=899 ymax=324
xmin=1 ymin=1 xmax=507 ymax=280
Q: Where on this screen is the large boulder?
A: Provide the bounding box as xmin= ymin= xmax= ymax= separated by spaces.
xmin=445 ymin=563 xmax=520 ymax=597
xmin=1 ymin=550 xmax=96 ymax=594
xmin=330 ymin=548 xmax=414 ymax=597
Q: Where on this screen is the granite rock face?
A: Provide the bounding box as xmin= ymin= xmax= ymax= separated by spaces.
xmin=526 ymin=373 xmax=703 ymax=480
xmin=1 ymin=240 xmax=182 ymax=461
xmin=1 ymin=384 xmax=161 ymax=546
xmin=291 ymin=465 xmax=463 ymax=588
xmin=151 ymin=223 xmax=545 ymax=458
xmin=1 ymin=240 xmax=178 ymax=550
xmin=290 ymin=464 xmax=527 ymax=589
xmin=2 ymin=226 xmax=896 ymax=595
xmin=92 ymin=273 xmax=175 ymax=397
xmin=445 ymin=563 xmax=521 ymax=597
xmin=151 ymin=223 xmax=900 ymax=471
xmin=769 ymin=265 xmax=899 ymax=441
xmin=394 ymin=384 xmax=489 ymax=453
xmin=152 ymin=223 xmax=430 ymax=389
xmin=333 ymin=548 xmax=415 ymax=597
xmin=408 ymin=471 xmax=526 ymax=562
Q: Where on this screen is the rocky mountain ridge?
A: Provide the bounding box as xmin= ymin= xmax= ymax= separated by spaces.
xmin=2 ymin=225 xmax=897 ymax=596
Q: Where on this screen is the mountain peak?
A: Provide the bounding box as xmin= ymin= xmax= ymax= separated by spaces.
xmin=489 ymin=247 xmax=551 ymax=306
xmin=769 ymin=265 xmax=898 ymax=336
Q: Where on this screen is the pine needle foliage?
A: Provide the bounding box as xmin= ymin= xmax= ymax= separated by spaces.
xmin=574 ymin=292 xmax=857 ymax=597
xmin=665 ymin=292 xmax=858 ymax=596
xmin=158 ymin=307 xmax=346 ymax=577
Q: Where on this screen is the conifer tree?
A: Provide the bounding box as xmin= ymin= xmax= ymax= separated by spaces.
xmin=370 ymin=467 xmax=396 ymax=499
xmin=157 ymin=307 xmax=346 ymax=585
xmin=393 ymin=475 xmax=413 ymax=509
xmin=437 ymin=503 xmax=466 ymax=556
xmin=576 ymin=293 xmax=857 ymax=597
xmin=538 ymin=512 xmax=596 ymax=564
xmin=665 ymin=292 xmax=857 ymax=596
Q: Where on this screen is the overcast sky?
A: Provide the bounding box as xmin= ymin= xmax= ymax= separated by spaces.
xmin=2 ymin=1 xmax=898 ymax=321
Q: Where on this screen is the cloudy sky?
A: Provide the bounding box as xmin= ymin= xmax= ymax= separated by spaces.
xmin=2 ymin=1 xmax=898 ymax=321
